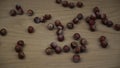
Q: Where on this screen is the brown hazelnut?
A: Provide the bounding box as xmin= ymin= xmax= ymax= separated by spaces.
xmin=68 ymin=2 xmax=75 ymax=9
xmin=63 ymin=45 xmax=70 ymax=53
xmin=85 ymin=16 xmax=91 ymax=23
xmin=18 ymin=52 xmax=25 ymax=59
xmin=100 ymin=41 xmax=108 ymax=48
xmin=44 ymin=14 xmax=52 ymax=20
xmin=73 ymin=33 xmax=81 ymax=40
xmin=15 ymin=4 xmax=22 ymax=10
xmin=56 ymin=0 xmax=62 ymax=4
xmin=72 ymin=54 xmax=80 ymax=63
xmin=73 ymin=46 xmax=80 ymax=54
xmin=55 ymin=46 xmax=62 ymax=54
xmin=57 ymin=25 xmax=64 ymax=30
xmin=80 ymin=45 xmax=86 ymax=52
xmin=106 ymin=20 xmax=113 ymax=27
xmin=56 ymin=29 xmax=63 ymax=35
xmin=66 ymin=22 xmax=74 ymax=29
xmin=101 ymin=19 xmax=108 ymax=25
xmin=15 ymin=45 xmax=23 ymax=53
xmin=99 ymin=36 xmax=106 ymax=42
xmin=41 ymin=17 xmax=46 ymax=23
xmin=72 ymin=18 xmax=79 ymax=24
xmin=0 ymin=28 xmax=7 ymax=36
xmin=34 ymin=17 xmax=41 ymax=23
xmin=101 ymin=13 xmax=107 ymax=20
xmin=89 ymin=25 xmax=96 ymax=32
xmin=17 ymin=40 xmax=25 ymax=47
xmin=27 ymin=26 xmax=35 ymax=33
xmin=47 ymin=23 xmax=54 ymax=30
xmin=90 ymin=14 xmax=96 ymax=20
xmin=27 ymin=9 xmax=34 ymax=16
xmin=57 ymin=34 xmax=65 ymax=42
xmin=45 ymin=47 xmax=54 ymax=55
xmin=9 ymin=9 xmax=17 ymax=16
xmin=80 ymin=38 xmax=88 ymax=46
xmin=88 ymin=20 xmax=96 ymax=25
xmin=76 ymin=1 xmax=83 ymax=8
xmin=50 ymin=42 xmax=58 ymax=49
xmin=71 ymin=41 xmax=78 ymax=49
xmin=17 ymin=8 xmax=24 ymax=15
xmin=76 ymin=13 xmax=83 ymax=20
xmin=54 ymin=20 xmax=62 ymax=27
xmin=114 ymin=24 xmax=120 ymax=31
xmin=93 ymin=7 xmax=100 ymax=13
xmin=62 ymin=1 xmax=68 ymax=7
xmin=94 ymin=12 xmax=101 ymax=19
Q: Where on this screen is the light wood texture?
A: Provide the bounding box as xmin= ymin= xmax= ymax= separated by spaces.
xmin=0 ymin=0 xmax=120 ymax=68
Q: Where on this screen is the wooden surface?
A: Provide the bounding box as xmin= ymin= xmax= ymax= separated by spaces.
xmin=0 ymin=0 xmax=120 ymax=68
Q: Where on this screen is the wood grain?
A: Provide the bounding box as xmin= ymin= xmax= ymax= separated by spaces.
xmin=0 ymin=0 xmax=120 ymax=68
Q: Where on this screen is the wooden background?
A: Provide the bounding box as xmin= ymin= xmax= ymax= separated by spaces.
xmin=0 ymin=0 xmax=120 ymax=68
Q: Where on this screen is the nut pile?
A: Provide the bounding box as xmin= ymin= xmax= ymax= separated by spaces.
xmin=85 ymin=7 xmax=120 ymax=32
xmin=9 ymin=5 xmax=34 ymax=16
xmin=55 ymin=0 xmax=83 ymax=9
xmin=34 ymin=14 xmax=52 ymax=24
xmin=45 ymin=33 xmax=88 ymax=63
xmin=99 ymin=36 xmax=108 ymax=48
xmin=1 ymin=0 xmax=119 ymax=62
xmin=15 ymin=40 xmax=25 ymax=59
